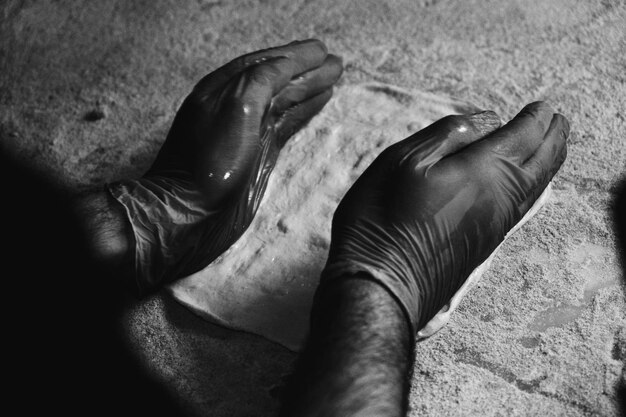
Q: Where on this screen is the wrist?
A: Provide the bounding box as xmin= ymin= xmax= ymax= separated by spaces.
xmin=312 ymin=273 xmax=414 ymax=344
xmin=72 ymin=187 xmax=134 ymax=274
xmin=107 ymin=177 xmax=222 ymax=295
xmin=320 ymin=255 xmax=424 ymax=338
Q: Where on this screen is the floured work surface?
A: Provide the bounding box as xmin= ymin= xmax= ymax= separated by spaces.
xmin=168 ymin=83 xmax=482 ymax=351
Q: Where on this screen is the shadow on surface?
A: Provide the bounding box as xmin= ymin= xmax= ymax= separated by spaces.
xmin=124 ymin=291 xmax=296 ymax=417
xmin=610 ymin=175 xmax=626 ymax=416
xmin=612 ymin=175 xmax=626 ymax=296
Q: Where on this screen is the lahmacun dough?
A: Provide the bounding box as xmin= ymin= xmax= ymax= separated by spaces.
xmin=168 ymin=83 xmax=492 ymax=351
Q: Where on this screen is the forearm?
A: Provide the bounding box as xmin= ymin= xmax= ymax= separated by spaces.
xmin=72 ymin=188 xmax=134 ymax=279
xmin=280 ymin=275 xmax=414 ymax=417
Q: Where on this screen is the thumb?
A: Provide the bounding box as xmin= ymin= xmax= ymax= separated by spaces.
xmin=393 ymin=111 xmax=501 ymax=169
xmin=194 ymin=58 xmax=289 ymax=208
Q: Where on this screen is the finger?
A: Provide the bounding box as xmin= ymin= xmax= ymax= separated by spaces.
xmin=522 ymin=113 xmax=569 ymax=180
xmin=476 ymin=101 xmax=556 ymax=164
xmin=194 ymin=39 xmax=328 ymax=95
xmin=272 ymin=54 xmax=343 ymax=114
xmin=193 ymin=58 xmax=309 ymax=205
xmin=517 ymin=113 xmax=569 ymax=214
xmin=275 ymin=88 xmax=333 ymax=147
xmin=393 ymin=111 xmax=501 ymax=168
xmin=227 ymin=56 xmax=306 ymax=105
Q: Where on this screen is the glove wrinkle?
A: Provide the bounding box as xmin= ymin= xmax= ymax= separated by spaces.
xmin=103 ymin=40 xmax=341 ymax=296
xmin=321 ymin=106 xmax=567 ymax=337
xmin=109 ymin=176 xmax=256 ymax=295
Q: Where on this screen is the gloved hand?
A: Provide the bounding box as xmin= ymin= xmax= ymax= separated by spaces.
xmin=320 ymin=102 xmax=569 ymax=335
xmin=108 ymin=39 xmax=343 ymax=294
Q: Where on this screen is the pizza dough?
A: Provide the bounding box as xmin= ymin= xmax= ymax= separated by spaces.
xmin=167 ymin=83 xmax=542 ymax=351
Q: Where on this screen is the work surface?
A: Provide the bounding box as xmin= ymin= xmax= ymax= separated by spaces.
xmin=1 ymin=1 xmax=625 ymax=416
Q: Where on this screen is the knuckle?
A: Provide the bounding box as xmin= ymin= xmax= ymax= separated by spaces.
xmin=517 ymin=102 xmax=556 ymax=129
xmin=221 ymin=94 xmax=252 ymax=116
xmin=382 ymin=137 xmax=405 ymax=155
xmin=457 ymin=148 xmax=493 ymax=176
xmin=377 ymin=144 xmax=408 ymax=169
xmin=438 ymin=114 xmax=475 ymax=135
xmin=248 ymin=65 xmax=276 ymax=85
xmin=455 ymin=151 xmax=480 ymax=170
xmin=524 ymin=101 xmax=553 ymax=114
xmin=523 ymin=107 xmax=542 ymax=121
xmin=378 ymin=145 xmax=399 ymax=163
xmin=183 ymin=93 xmax=203 ymax=108
xmin=440 ymin=114 xmax=465 ymax=129
xmin=241 ymin=54 xmax=271 ymax=68
xmin=247 ymin=57 xmax=291 ymax=86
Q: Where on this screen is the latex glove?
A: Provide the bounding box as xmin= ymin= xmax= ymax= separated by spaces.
xmin=109 ymin=39 xmax=343 ymax=294
xmin=320 ymin=103 xmax=569 ymax=335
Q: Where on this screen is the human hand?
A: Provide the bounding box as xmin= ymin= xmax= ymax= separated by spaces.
xmin=320 ymin=103 xmax=569 ymax=335
xmin=149 ymin=39 xmax=343 ymax=207
xmin=109 ymin=39 xmax=343 ymax=294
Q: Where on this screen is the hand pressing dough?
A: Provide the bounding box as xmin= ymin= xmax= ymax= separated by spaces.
xmin=168 ymin=83 xmax=546 ymax=351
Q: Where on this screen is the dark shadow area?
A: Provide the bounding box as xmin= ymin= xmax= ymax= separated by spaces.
xmin=610 ymin=174 xmax=626 ymax=417
xmin=148 ymin=260 xmax=328 ymax=415
xmin=153 ymin=256 xmax=336 ymax=414
xmin=612 ymin=175 xmax=626 ymax=295
xmin=1 ymin=147 xmax=186 ymax=416
xmin=122 ymin=290 xmax=296 ymax=417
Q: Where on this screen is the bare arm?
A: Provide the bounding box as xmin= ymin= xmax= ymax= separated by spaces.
xmin=69 ymin=40 xmax=343 ymax=295
xmin=72 ymin=189 xmax=134 ymax=279
xmin=280 ymin=275 xmax=413 ymax=417
xmin=281 ymin=103 xmax=568 ymax=417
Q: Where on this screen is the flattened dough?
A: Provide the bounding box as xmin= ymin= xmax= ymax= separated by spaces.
xmin=168 ymin=83 xmax=505 ymax=351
